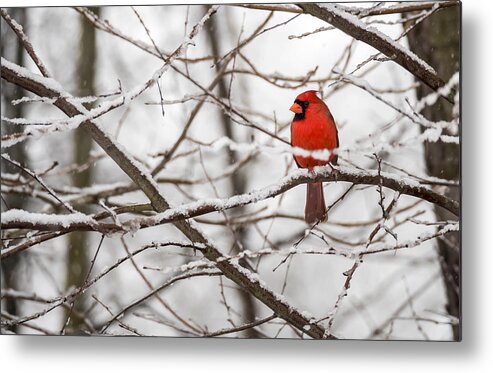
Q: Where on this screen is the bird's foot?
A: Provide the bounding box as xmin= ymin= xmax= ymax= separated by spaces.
xmin=328 ymin=163 xmax=339 ymax=174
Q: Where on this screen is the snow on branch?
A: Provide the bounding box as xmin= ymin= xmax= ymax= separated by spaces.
xmin=298 ymin=3 xmax=456 ymax=99
xmin=1 ymin=9 xmax=219 ymax=148
xmin=1 ymin=10 xmax=336 ymax=339
xmin=339 ymin=1 xmax=458 ymax=18
xmin=332 ymin=69 xmax=459 ymax=144
xmin=1 ymin=4 xmax=461 ymax=339
xmin=237 ymin=2 xmax=458 ymax=17
xmin=414 ymin=71 xmax=460 ymax=113
xmin=131 ymin=165 xmax=459 ymax=230
xmin=1 ymin=165 xmax=459 ymax=236
xmin=1 ymin=9 xmax=51 ymax=77
xmin=1 ymin=209 xmax=99 ymax=231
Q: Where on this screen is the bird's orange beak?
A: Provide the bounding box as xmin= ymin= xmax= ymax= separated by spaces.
xmin=290 ymin=103 xmax=303 ymax=114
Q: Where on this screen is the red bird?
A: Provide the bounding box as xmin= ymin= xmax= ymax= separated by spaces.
xmin=290 ymin=90 xmax=339 ymax=224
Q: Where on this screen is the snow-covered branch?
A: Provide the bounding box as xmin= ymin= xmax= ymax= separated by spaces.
xmin=132 ymin=165 xmax=459 ymax=229
xmin=237 ymin=2 xmax=458 ymax=17
xmin=298 ymin=3 xmax=456 ymax=99
xmin=1 ymin=4 xmax=461 ymax=340
xmin=0 ymin=15 xmax=334 ymax=338
xmin=1 ymin=165 xmax=459 ymax=238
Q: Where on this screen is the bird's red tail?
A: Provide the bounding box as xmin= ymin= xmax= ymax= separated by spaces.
xmin=305 ymin=182 xmax=326 ymax=224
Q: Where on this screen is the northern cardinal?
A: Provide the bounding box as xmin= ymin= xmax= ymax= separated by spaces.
xmin=290 ymin=90 xmax=339 ymax=224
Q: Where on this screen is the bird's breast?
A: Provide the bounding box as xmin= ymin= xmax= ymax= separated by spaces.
xmin=291 ymin=111 xmax=338 ymax=168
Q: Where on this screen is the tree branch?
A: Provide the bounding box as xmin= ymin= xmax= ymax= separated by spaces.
xmin=0 ymin=34 xmax=333 ymax=340
xmin=237 ymin=2 xmax=458 ymax=17
xmin=297 ymin=2 xmax=457 ymax=100
xmin=0 ymin=164 xmax=459 ymax=236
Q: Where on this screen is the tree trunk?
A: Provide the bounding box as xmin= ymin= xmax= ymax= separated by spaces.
xmin=1 ymin=8 xmax=28 ymax=333
xmin=64 ymin=7 xmax=100 ymax=333
xmin=406 ymin=5 xmax=461 ymax=340
xmin=205 ymin=6 xmax=260 ymax=338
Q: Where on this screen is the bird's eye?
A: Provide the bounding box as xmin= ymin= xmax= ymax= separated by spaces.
xmin=294 ymin=99 xmax=309 ymax=109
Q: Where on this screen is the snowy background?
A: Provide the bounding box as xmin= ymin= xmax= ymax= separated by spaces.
xmin=1 ymin=2 xmax=460 ymax=340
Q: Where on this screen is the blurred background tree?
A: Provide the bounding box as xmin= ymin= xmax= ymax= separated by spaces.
xmin=204 ymin=4 xmax=259 ymax=338
xmin=1 ymin=8 xmax=27 ymax=333
xmin=64 ymin=7 xmax=100 ymax=334
xmin=407 ymin=5 xmax=461 ymax=341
